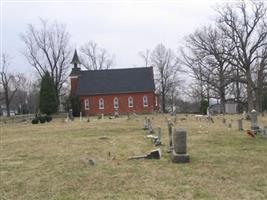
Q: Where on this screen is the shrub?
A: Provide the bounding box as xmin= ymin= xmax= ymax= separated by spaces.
xmin=32 ymin=118 xmax=39 ymax=124
xmin=45 ymin=115 xmax=52 ymax=122
xmin=39 ymin=116 xmax=46 ymax=123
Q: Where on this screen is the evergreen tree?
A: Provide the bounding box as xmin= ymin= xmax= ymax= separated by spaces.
xmin=39 ymin=72 xmax=58 ymax=115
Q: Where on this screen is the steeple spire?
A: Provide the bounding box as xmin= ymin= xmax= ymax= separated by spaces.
xmin=71 ymin=49 xmax=81 ymax=68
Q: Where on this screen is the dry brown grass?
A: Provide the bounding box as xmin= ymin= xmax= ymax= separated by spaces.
xmin=1 ymin=114 xmax=267 ymax=200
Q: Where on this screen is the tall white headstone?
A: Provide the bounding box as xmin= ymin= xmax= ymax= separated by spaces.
xmin=250 ymin=109 xmax=259 ymax=131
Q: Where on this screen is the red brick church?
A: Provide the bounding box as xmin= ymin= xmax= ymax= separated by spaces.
xmin=69 ymin=50 xmax=159 ymax=115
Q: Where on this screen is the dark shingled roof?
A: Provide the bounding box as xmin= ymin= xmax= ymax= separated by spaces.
xmin=76 ymin=67 xmax=155 ymax=95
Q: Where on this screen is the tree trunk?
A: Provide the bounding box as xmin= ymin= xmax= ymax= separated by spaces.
xmin=255 ymin=67 xmax=264 ymax=113
xmin=246 ymin=71 xmax=254 ymax=112
xmin=220 ymin=90 xmax=226 ymax=114
xmin=4 ymin=88 xmax=10 ymax=117
xmin=235 ymin=68 xmax=242 ymax=113
xmin=161 ymin=92 xmax=166 ymax=113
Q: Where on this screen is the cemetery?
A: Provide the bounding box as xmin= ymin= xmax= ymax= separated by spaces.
xmin=1 ymin=112 xmax=267 ymax=199
xmin=1 ymin=1 xmax=267 ymax=199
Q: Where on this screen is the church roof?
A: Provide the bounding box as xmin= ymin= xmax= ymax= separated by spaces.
xmin=76 ymin=67 xmax=155 ymax=95
xmin=70 ymin=49 xmax=81 ymax=64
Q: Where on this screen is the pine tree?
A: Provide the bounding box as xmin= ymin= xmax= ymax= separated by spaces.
xmin=39 ymin=72 xmax=58 ymax=115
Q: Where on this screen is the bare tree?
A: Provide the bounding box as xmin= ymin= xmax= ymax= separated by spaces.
xmin=151 ymin=44 xmax=181 ymax=113
xmin=0 ymin=54 xmax=25 ymax=116
xmin=20 ymin=19 xmax=71 ymax=107
xmin=254 ymin=46 xmax=267 ymax=111
xmin=80 ymin=41 xmax=114 ymax=70
xmin=139 ymin=49 xmax=151 ymax=67
xmin=181 ymin=26 xmax=234 ymax=113
xmin=217 ymin=0 xmax=267 ymax=112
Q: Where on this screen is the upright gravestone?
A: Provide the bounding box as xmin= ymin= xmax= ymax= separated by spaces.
xmin=80 ymin=112 xmax=82 ymax=122
xmin=147 ymin=118 xmax=153 ymax=134
xmin=238 ymin=119 xmax=243 ymax=131
xmin=153 ymin=127 xmax=162 ymax=146
xmin=263 ymin=127 xmax=267 ymax=137
xmin=222 ymin=118 xmax=226 ymax=124
xmin=143 ymin=117 xmax=149 ymax=130
xmin=207 ymin=107 xmax=210 ymax=117
xmin=69 ymin=109 xmax=74 ymax=121
xmin=170 ymin=128 xmax=190 ymax=163
xmin=250 ymin=109 xmax=259 ymax=131
xmin=167 ymin=120 xmax=173 ymax=152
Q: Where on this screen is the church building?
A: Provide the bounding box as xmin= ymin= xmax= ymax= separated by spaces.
xmin=69 ymin=50 xmax=159 ymax=115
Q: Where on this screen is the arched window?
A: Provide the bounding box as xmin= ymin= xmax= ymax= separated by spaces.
xmin=128 ymin=96 xmax=133 ymax=108
xmin=99 ymin=98 xmax=104 ymax=109
xmin=114 ymin=97 xmax=119 ymax=109
xmin=143 ymin=96 xmax=148 ymax=107
xmin=84 ymin=99 xmax=89 ymax=110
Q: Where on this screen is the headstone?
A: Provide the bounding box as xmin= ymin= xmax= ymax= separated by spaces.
xmin=69 ymin=109 xmax=74 ymax=121
xmin=127 ymin=113 xmax=130 ymax=120
xmin=174 ymin=116 xmax=177 ymax=123
xmin=207 ymin=107 xmax=210 ymax=117
xmin=222 ymin=118 xmax=226 ymax=124
xmin=147 ymin=118 xmax=153 ymax=134
xmin=128 ymin=149 xmax=161 ymax=160
xmin=65 ymin=112 xmax=69 ymax=122
xmin=114 ymin=111 xmax=119 ymax=118
xmin=80 ymin=112 xmax=82 ymax=122
xmin=101 ymin=113 xmax=104 ymax=120
xmin=228 ymin=122 xmax=232 ymax=128
xmin=243 ymin=111 xmax=247 ymax=119
xmin=167 ymin=120 xmax=173 ymax=152
xmin=250 ymin=109 xmax=259 ymax=131
xmin=170 ymin=128 xmax=190 ymax=163
xmin=238 ymin=119 xmax=243 ymax=131
xmin=143 ymin=117 xmax=149 ymax=130
xmin=153 ymin=127 xmax=162 ymax=146
xmin=263 ymin=127 xmax=267 ymax=136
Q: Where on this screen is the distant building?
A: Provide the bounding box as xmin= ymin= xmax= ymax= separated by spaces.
xmin=69 ymin=50 xmax=159 ymax=115
xmin=210 ymin=101 xmax=238 ymax=114
xmin=225 ymin=102 xmax=238 ymax=114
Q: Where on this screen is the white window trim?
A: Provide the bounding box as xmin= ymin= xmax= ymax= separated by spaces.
xmin=84 ymin=99 xmax=89 ymax=110
xmin=143 ymin=96 xmax=148 ymax=107
xmin=99 ymin=98 xmax=104 ymax=109
xmin=128 ymin=96 xmax=133 ymax=108
xmin=114 ymin=97 xmax=119 ymax=109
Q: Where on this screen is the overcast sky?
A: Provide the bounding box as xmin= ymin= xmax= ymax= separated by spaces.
xmin=2 ymin=0 xmax=231 ymax=75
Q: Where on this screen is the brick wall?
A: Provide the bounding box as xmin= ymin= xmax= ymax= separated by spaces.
xmin=80 ymin=92 xmax=158 ymax=115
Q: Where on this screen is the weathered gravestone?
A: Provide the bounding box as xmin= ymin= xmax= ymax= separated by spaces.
xmin=170 ymin=128 xmax=190 ymax=163
xmin=80 ymin=112 xmax=83 ymax=122
xmin=128 ymin=149 xmax=161 ymax=160
xmin=114 ymin=110 xmax=119 ymax=118
xmin=250 ymin=109 xmax=259 ymax=131
xmin=143 ymin=117 xmax=149 ymax=130
xmin=238 ymin=119 xmax=243 ymax=131
xmin=153 ymin=127 xmax=162 ymax=146
xmin=69 ymin=109 xmax=74 ymax=121
xmin=263 ymin=127 xmax=267 ymax=137
xmin=147 ymin=118 xmax=153 ymax=134
xmin=167 ymin=120 xmax=173 ymax=152
xmin=222 ymin=118 xmax=226 ymax=124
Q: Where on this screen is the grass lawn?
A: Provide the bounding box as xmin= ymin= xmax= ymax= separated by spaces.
xmin=1 ymin=114 xmax=267 ymax=200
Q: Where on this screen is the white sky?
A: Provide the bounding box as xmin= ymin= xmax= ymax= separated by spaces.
xmin=1 ymin=0 xmax=232 ymax=75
